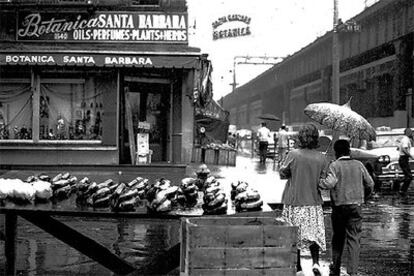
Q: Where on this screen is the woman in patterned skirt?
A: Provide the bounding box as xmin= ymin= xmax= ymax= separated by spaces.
xmin=279 ymin=124 xmax=328 ymax=276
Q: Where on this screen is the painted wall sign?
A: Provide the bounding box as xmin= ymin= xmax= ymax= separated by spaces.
xmin=211 ymin=14 xmax=251 ymax=40
xmin=17 ymin=12 xmax=188 ymax=43
xmin=0 ymin=54 xmax=198 ymax=68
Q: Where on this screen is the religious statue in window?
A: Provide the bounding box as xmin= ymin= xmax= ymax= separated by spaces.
xmin=56 ymin=117 xmax=66 ymax=140
xmin=39 ymin=95 xmax=50 ymax=139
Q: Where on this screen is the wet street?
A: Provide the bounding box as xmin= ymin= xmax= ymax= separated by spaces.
xmin=0 ymin=153 xmax=413 ymax=275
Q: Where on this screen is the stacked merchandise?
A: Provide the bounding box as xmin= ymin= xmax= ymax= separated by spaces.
xmin=202 ymin=176 xmax=228 ymax=215
xmin=25 ymin=173 xmax=53 ymax=201
xmin=179 ymin=178 xmax=199 ymax=208
xmin=50 ymin=172 xmax=79 ymax=199
xmin=231 ymin=181 xmax=263 ymax=212
xmin=0 ymin=177 xmax=52 ymax=203
xmin=145 ymin=178 xmax=180 ymax=213
xmin=0 ymin=166 xmax=233 ymax=216
xmin=110 ymin=177 xmax=149 ymax=211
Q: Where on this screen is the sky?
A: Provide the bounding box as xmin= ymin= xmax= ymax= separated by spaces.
xmin=187 ymin=0 xmax=376 ymax=100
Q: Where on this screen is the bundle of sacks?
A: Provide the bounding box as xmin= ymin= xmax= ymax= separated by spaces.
xmin=179 ymin=177 xmax=199 ymax=208
xmin=145 ymin=178 xmax=180 ymax=213
xmin=0 ymin=176 xmax=53 ymax=203
xmin=194 ymin=164 xmax=211 ymax=190
xmin=50 ymin=172 xmax=79 ymax=200
xmin=75 ymin=177 xmax=149 ymax=210
xmin=109 ymin=177 xmax=149 ymax=211
xmin=202 ymin=176 xmax=228 ymax=215
xmin=231 ymin=181 xmax=263 ymax=212
xmin=25 ymin=173 xmax=53 ymax=201
xmin=82 ymin=179 xmax=118 ymax=208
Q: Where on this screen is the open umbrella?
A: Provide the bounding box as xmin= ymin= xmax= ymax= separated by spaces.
xmin=304 ymin=99 xmax=376 ymax=141
xmin=257 ymin=114 xmax=281 ymax=121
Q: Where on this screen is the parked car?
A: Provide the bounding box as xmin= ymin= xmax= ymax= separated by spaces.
xmin=318 ymin=134 xmax=390 ymax=191
xmin=366 ymin=129 xmax=414 ymax=162
xmin=377 ymin=160 xmax=414 ymax=190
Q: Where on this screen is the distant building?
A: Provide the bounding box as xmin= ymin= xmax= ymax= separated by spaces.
xmin=223 ymin=0 xmax=413 ymax=130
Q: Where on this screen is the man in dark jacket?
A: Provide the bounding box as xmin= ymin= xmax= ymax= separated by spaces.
xmin=320 ymin=139 xmax=374 ymax=276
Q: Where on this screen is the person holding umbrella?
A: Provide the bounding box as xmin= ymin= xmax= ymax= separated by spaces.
xmin=279 ymin=124 xmax=327 ymax=276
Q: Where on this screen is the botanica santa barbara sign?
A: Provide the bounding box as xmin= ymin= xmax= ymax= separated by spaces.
xmin=0 ymin=54 xmax=198 ymax=69
xmin=17 ymin=12 xmax=188 ymax=43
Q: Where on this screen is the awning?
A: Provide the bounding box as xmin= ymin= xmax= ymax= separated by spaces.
xmin=0 ymin=52 xmax=200 ymax=69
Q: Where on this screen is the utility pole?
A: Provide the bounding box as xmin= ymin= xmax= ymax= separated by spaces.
xmin=329 ymin=0 xmax=341 ymax=161
xmin=332 ymin=0 xmax=340 ymax=104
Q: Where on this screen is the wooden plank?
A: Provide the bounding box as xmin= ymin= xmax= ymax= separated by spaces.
xmin=187 ymin=268 xmax=296 ymax=276
xmin=21 ymin=213 xmax=136 ymax=275
xmin=180 ymin=218 xmax=187 ymax=273
xmin=186 ymin=216 xmax=287 ymax=226
xmin=264 ymin=225 xmax=297 ymax=247
xmin=125 ymin=92 xmax=136 ymax=165
xmin=189 ymin=225 xmax=263 ymax=247
xmin=5 ymin=213 xmax=17 ymax=276
xmin=189 ymin=225 xmax=296 ymax=248
xmin=189 ymin=247 xmax=295 ymax=269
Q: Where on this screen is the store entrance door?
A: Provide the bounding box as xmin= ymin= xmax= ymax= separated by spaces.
xmin=120 ymin=80 xmax=170 ymax=164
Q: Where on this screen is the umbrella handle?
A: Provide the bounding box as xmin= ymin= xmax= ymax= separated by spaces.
xmin=324 ymin=139 xmax=332 ymax=155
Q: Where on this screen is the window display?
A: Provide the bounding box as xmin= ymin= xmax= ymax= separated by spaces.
xmin=0 ymin=82 xmax=32 ymax=140
xmin=40 ymin=80 xmax=103 ymax=141
xmin=0 ymin=71 xmax=115 ymax=142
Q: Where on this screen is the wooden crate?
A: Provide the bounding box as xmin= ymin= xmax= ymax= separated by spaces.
xmin=217 ymin=150 xmax=236 ymax=166
xmin=204 ymin=149 xmax=217 ymax=165
xmin=180 ymin=217 xmax=297 ymax=276
xmin=192 ymin=147 xmax=203 ymax=163
xmin=227 ymin=150 xmax=237 ymax=166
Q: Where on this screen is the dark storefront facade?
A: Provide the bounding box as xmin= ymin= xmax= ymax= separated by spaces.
xmin=0 ymin=0 xmax=203 ymax=165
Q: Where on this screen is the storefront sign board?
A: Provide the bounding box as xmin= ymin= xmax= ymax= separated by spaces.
xmin=17 ymin=12 xmax=188 ymax=43
xmin=0 ymin=53 xmax=198 ymax=68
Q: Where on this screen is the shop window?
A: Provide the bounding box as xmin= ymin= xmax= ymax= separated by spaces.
xmin=40 ymin=77 xmax=105 ymax=141
xmin=0 ymin=81 xmax=33 ymax=140
xmin=0 ymin=70 xmax=119 ymax=144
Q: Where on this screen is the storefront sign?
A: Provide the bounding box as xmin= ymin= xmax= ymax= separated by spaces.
xmin=0 ymin=53 xmax=198 ymax=68
xmin=212 ymin=14 xmax=251 ymax=40
xmin=17 ymin=12 xmax=188 ymax=43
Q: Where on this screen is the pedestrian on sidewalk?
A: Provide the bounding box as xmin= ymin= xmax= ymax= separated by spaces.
xmin=279 ymin=123 xmax=328 ymax=276
xmin=319 ymin=139 xmax=374 ymax=276
xmin=257 ymin=122 xmax=271 ymax=164
xmin=277 ymin=124 xmax=289 ymax=166
xmin=397 ymin=128 xmax=414 ymax=197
